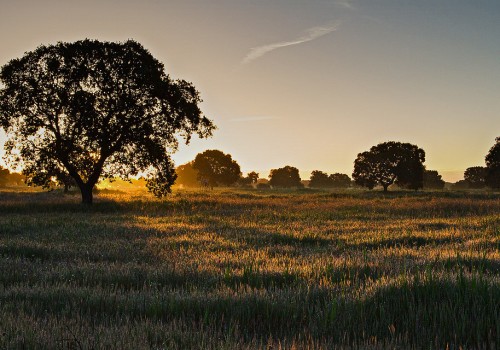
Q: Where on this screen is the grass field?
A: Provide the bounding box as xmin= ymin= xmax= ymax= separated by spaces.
xmin=0 ymin=188 xmax=499 ymax=349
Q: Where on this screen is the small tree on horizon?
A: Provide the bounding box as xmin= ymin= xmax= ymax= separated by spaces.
xmin=269 ymin=166 xmax=303 ymax=188
xmin=463 ymin=166 xmax=487 ymax=189
xmin=352 ymin=142 xmax=425 ymax=192
xmin=192 ymin=150 xmax=241 ymax=187
xmin=309 ymin=170 xmax=331 ymax=188
xmin=309 ymin=171 xmax=351 ymax=189
xmin=423 ymin=170 xmax=445 ymax=190
xmin=0 ymin=39 xmax=215 ymax=204
xmin=237 ymin=171 xmax=259 ymax=187
xmin=329 ymin=173 xmax=351 ymax=188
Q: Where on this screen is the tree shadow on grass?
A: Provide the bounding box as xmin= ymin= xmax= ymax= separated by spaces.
xmin=348 ymin=235 xmax=460 ymax=250
xmin=2 ymin=274 xmax=497 ymax=349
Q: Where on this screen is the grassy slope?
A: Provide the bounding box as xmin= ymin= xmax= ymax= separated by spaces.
xmin=0 ymin=188 xmax=499 ymax=349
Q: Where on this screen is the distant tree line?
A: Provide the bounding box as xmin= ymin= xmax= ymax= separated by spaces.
xmin=174 ymin=137 xmax=500 ymax=193
xmin=0 ymin=39 xmax=499 ymax=203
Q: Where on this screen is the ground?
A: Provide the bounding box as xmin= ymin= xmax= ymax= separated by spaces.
xmin=0 ymin=188 xmax=499 ymax=349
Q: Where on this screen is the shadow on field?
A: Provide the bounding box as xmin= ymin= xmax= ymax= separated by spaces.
xmin=218 ymin=225 xmax=332 ymax=247
xmin=2 ymin=190 xmax=500 ymax=215
xmin=2 ymin=276 xmax=497 ymax=349
xmin=0 ymin=191 xmax=278 ymax=216
xmin=442 ymin=256 xmax=500 ymax=274
xmin=349 ymin=235 xmax=460 ymax=250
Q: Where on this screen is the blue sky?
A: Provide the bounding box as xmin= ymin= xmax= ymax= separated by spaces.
xmin=1 ymin=0 xmax=499 ymax=181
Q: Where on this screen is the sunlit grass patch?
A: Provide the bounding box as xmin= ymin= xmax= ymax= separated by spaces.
xmin=0 ymin=189 xmax=498 ymax=349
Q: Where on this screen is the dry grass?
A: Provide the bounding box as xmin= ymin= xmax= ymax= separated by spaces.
xmin=0 ymin=188 xmax=499 ymax=349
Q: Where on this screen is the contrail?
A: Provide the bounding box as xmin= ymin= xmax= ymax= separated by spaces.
xmin=242 ymin=21 xmax=341 ymax=64
xmin=335 ymin=0 xmax=355 ymax=10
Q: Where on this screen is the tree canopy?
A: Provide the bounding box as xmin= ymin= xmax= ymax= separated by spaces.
xmin=352 ymin=142 xmax=425 ymax=192
xmin=0 ymin=39 xmax=214 ymax=203
xmin=309 ymin=171 xmax=331 ymax=188
xmin=423 ymin=170 xmax=445 ymax=190
xmin=463 ymin=166 xmax=487 ymax=189
xmin=192 ymin=150 xmax=241 ymax=187
xmin=269 ymin=166 xmax=302 ymax=188
xmin=309 ymin=171 xmax=351 ymax=189
xmin=485 ymin=137 xmax=500 ymax=189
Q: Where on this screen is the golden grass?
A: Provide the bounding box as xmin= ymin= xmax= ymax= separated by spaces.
xmin=0 ymin=188 xmax=498 ymax=349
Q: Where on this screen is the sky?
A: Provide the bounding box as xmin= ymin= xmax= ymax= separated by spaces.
xmin=1 ymin=0 xmax=499 ymax=182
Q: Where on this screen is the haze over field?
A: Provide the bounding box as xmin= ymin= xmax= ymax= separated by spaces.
xmin=1 ymin=0 xmax=500 ymax=182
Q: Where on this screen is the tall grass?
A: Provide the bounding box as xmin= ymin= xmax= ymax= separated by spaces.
xmin=0 ymin=189 xmax=498 ymax=349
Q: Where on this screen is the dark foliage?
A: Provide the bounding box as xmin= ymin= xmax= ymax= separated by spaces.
xmin=0 ymin=39 xmax=214 ymax=203
xmin=485 ymin=137 xmax=500 ymax=189
xmin=423 ymin=170 xmax=445 ymax=190
xmin=463 ymin=166 xmax=487 ymax=189
xmin=269 ymin=166 xmax=303 ymax=188
xmin=238 ymin=171 xmax=259 ymax=187
xmin=452 ymin=180 xmax=470 ymax=190
xmin=247 ymin=171 xmax=259 ymax=184
xmin=352 ymin=142 xmax=425 ymax=192
xmin=329 ymin=173 xmax=351 ymax=188
xmin=309 ymin=170 xmax=330 ymax=188
xmin=309 ymin=171 xmax=351 ymax=189
xmin=192 ymin=150 xmax=241 ymax=187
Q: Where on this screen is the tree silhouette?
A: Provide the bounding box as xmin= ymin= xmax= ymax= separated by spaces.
xmin=309 ymin=170 xmax=331 ymax=188
xmin=485 ymin=137 xmax=500 ymax=189
xmin=329 ymin=173 xmax=351 ymax=188
xmin=269 ymin=166 xmax=302 ymax=188
xmin=309 ymin=171 xmax=351 ymax=189
xmin=192 ymin=150 xmax=241 ymax=187
xmin=0 ymin=39 xmax=214 ymax=204
xmin=463 ymin=166 xmax=487 ymax=189
xmin=423 ymin=170 xmax=445 ymax=190
xmin=247 ymin=171 xmax=259 ymax=184
xmin=352 ymin=142 xmax=425 ymax=192
xmin=175 ymin=162 xmax=200 ymax=188
xmin=238 ymin=171 xmax=259 ymax=187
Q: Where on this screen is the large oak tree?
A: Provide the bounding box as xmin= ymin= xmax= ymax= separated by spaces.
xmin=352 ymin=142 xmax=425 ymax=192
xmin=0 ymin=39 xmax=214 ymax=203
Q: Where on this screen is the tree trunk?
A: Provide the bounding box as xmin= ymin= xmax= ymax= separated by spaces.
xmin=80 ymin=184 xmax=93 ymax=205
xmin=383 ymin=184 xmax=389 ymax=192
xmin=64 ymin=183 xmax=69 ymax=194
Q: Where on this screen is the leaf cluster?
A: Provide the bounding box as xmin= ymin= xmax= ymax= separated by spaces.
xmin=309 ymin=171 xmax=351 ymax=189
xmin=269 ymin=166 xmax=303 ymax=188
xmin=352 ymin=142 xmax=425 ymax=191
xmin=192 ymin=150 xmax=241 ymax=187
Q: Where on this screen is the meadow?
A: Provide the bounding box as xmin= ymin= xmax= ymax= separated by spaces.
xmin=0 ymin=188 xmax=498 ymax=349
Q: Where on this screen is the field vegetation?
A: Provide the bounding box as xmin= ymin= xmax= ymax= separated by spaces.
xmin=0 ymin=187 xmax=499 ymax=349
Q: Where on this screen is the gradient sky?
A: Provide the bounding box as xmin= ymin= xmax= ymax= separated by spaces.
xmin=1 ymin=0 xmax=500 ymax=182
